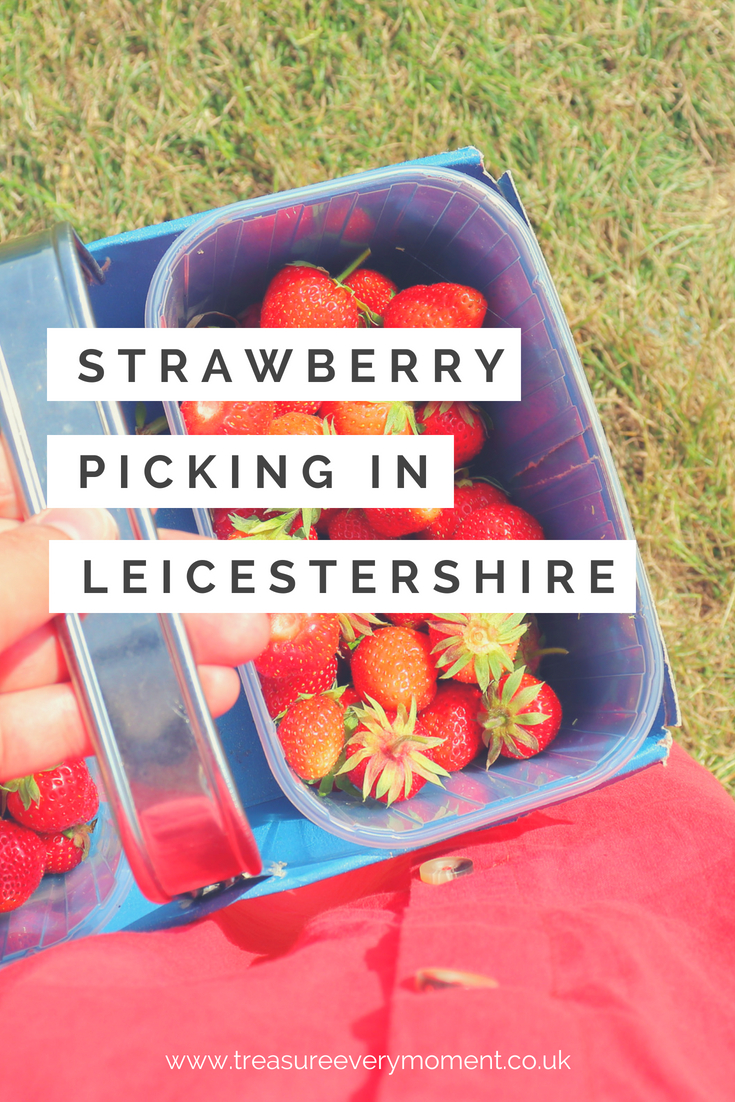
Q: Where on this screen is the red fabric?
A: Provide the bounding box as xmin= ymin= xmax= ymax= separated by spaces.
xmin=2 ymin=743 xmax=734 ymax=1101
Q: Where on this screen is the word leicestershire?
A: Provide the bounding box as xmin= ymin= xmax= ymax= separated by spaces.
xmin=48 ymin=540 xmax=638 ymax=615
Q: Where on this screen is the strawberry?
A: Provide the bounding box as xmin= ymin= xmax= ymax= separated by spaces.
xmin=255 ymin=613 xmax=340 ymax=680
xmin=0 ymin=821 xmax=46 ymax=913
xmin=276 ymin=693 xmax=346 ymax=781
xmin=453 ymin=502 xmax=545 ymax=541
xmin=268 ymin=412 xmax=324 ymax=436
xmin=41 ymin=822 xmax=96 ymax=874
xmin=328 ymin=510 xmax=381 ymax=540
xmin=337 ymin=613 xmax=385 ymax=647
xmin=419 ymin=476 xmax=508 ymax=539
xmin=338 ymin=698 xmax=448 ymax=804
xmin=212 ymin=507 xmax=269 ymax=540
xmin=385 ymin=613 xmax=430 ymax=629
xmin=4 ymin=759 xmax=99 ymax=833
xmin=417 ymin=402 xmax=488 ymax=467
xmin=181 ymin=400 xmax=274 ymax=436
xmin=428 ymin=613 xmax=528 ymax=693
xmin=261 ymin=264 xmax=359 ymax=328
xmin=420 ymin=683 xmax=484 ymax=772
xmin=480 ymin=667 xmax=562 ymax=765
xmin=320 ymin=400 xmax=417 ymax=436
xmin=383 ymin=283 xmax=487 ymax=328
xmin=237 ymin=302 xmax=262 ymax=327
xmin=362 ymin=506 xmax=441 ymax=538
xmin=342 ymin=269 xmax=397 ymax=316
xmin=274 ymin=400 xmax=321 ymax=417
xmin=227 ymin=508 xmax=320 ymax=540
xmin=260 ymin=655 xmax=339 ymax=719
xmin=350 ymin=626 xmax=437 ymax=712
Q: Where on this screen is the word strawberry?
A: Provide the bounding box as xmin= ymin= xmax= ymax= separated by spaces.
xmin=342 ymin=269 xmax=397 ymax=315
xmin=0 ymin=821 xmax=46 ymax=913
xmin=255 ymin=613 xmax=340 ymax=681
xmin=261 ymin=264 xmax=359 ymax=328
xmin=4 ymin=760 xmax=99 ymax=834
xmin=277 ymin=693 xmax=346 ymax=781
xmin=383 ymin=283 xmax=487 ymax=328
xmin=362 ymin=506 xmax=441 ymax=538
xmin=320 ymin=400 xmax=417 ymax=436
xmin=417 ymin=402 xmax=488 ymax=467
xmin=480 ymin=667 xmax=562 ymax=765
xmin=428 ymin=613 xmax=528 ymax=693
xmin=420 ymin=475 xmax=508 ymax=539
xmin=420 ymin=683 xmax=484 ymax=772
xmin=338 ymin=698 xmax=448 ymax=804
xmin=350 ymin=626 xmax=437 ymax=712
xmin=260 ymin=655 xmax=339 ymax=719
xmin=454 ymin=502 xmax=545 ymax=540
xmin=41 ymin=823 xmax=96 ymax=874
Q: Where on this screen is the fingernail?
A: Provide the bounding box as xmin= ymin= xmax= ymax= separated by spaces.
xmin=26 ymin=508 xmax=119 ymax=541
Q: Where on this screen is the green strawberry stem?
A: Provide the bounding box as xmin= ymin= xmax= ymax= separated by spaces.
xmin=335 ymin=247 xmax=372 ymax=284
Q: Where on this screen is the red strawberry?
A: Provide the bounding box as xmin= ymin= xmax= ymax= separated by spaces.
xmin=337 ymin=613 xmax=386 ymax=647
xmin=338 ymin=698 xmax=448 ymax=804
xmin=362 ymin=506 xmax=441 ymax=538
xmin=420 ymin=477 xmax=509 ymax=539
xmin=255 ymin=613 xmax=340 ymax=680
xmin=320 ymin=400 xmax=417 ymax=436
xmin=4 ymin=760 xmax=99 ymax=833
xmin=0 ymin=821 xmax=46 ymax=913
xmin=428 ymin=613 xmax=528 ymax=693
xmin=480 ymin=668 xmax=562 ymax=765
xmin=276 ymin=693 xmax=346 ymax=781
xmin=342 ymin=269 xmax=397 ymax=316
xmin=385 ymin=613 xmax=430 ymax=629
xmin=350 ymin=626 xmax=437 ymax=712
xmin=420 ymin=683 xmax=484 ymax=772
xmin=454 ymin=502 xmax=545 ymax=540
xmin=226 ymin=508 xmax=320 ymax=540
xmin=328 ymin=510 xmax=381 ymax=540
xmin=41 ymin=822 xmax=96 ymax=874
xmin=261 ymin=264 xmax=359 ymax=328
xmin=181 ymin=400 xmax=274 ymax=436
xmin=417 ymin=402 xmax=488 ymax=467
xmin=237 ymin=302 xmax=262 ymax=327
xmin=268 ymin=412 xmax=324 ymax=435
xmin=212 ymin=507 xmax=269 ymax=540
xmin=260 ymin=655 xmax=339 ymax=718
xmin=383 ymin=283 xmax=487 ymax=328
xmin=274 ymin=400 xmax=321 ymax=417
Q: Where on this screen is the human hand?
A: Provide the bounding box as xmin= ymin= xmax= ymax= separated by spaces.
xmin=0 ymin=453 xmax=270 ymax=782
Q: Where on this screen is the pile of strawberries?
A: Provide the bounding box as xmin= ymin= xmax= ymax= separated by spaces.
xmin=180 ymin=256 xmax=565 ymax=807
xmin=0 ymin=760 xmax=99 ymax=914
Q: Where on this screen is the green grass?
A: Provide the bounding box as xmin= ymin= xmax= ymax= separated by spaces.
xmin=2 ymin=0 xmax=734 ymax=790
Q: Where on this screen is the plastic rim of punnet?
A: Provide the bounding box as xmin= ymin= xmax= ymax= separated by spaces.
xmin=146 ymin=163 xmax=667 ymax=848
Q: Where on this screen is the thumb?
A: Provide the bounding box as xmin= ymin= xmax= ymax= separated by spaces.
xmin=0 ymin=508 xmax=118 ymax=656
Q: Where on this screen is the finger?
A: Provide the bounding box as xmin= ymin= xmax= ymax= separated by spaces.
xmin=0 ymin=611 xmax=270 ymax=695
xmin=0 ymin=622 xmax=66 ymax=693
xmin=0 ymin=665 xmax=244 ymax=782
xmin=0 ymin=508 xmax=118 ymax=655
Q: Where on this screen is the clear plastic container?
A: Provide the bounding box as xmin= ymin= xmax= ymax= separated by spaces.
xmin=0 ymin=765 xmax=132 ymax=967
xmin=146 ymin=163 xmax=675 ymax=848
